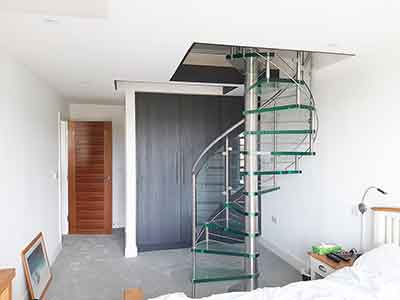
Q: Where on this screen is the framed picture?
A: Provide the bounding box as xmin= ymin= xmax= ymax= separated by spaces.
xmin=21 ymin=233 xmax=52 ymax=300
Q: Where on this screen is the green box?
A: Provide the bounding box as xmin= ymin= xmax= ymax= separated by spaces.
xmin=312 ymin=245 xmax=342 ymax=255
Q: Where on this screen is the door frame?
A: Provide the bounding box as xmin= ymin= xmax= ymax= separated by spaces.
xmin=59 ymin=119 xmax=69 ymax=236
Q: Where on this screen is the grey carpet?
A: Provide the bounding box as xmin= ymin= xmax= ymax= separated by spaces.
xmin=46 ymin=229 xmax=300 ymax=300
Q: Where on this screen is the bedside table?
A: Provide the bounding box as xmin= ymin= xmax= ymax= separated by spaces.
xmin=308 ymin=252 xmax=354 ymax=280
xmin=0 ymin=269 xmax=15 ymax=300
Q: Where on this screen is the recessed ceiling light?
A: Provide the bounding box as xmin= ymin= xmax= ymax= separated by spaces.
xmin=43 ymin=17 xmax=59 ymax=24
xmin=79 ymin=81 xmax=91 ymax=86
xmin=327 ymin=43 xmax=338 ymax=48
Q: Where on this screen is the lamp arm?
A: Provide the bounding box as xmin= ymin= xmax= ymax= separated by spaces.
xmin=359 ymin=186 xmax=379 ymax=214
xmin=361 ymin=186 xmax=379 ymax=204
xmin=359 ymin=185 xmax=387 ymax=253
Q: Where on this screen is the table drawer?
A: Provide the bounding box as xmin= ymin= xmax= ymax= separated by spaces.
xmin=310 ymin=256 xmax=335 ymax=277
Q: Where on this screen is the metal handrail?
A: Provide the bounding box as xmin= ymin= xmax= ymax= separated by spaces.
xmin=194 ymin=186 xmax=245 ymax=244
xmin=192 ymin=119 xmax=244 ymax=175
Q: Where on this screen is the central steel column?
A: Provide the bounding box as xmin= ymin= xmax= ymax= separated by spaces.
xmin=244 ymin=54 xmax=258 ymax=290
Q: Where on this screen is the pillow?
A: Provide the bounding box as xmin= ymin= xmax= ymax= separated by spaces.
xmin=352 ymin=244 xmax=400 ymax=287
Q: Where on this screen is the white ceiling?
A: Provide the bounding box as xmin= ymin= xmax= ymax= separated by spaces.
xmin=0 ymin=0 xmax=398 ymax=104
xmin=0 ymin=0 xmax=108 ymax=18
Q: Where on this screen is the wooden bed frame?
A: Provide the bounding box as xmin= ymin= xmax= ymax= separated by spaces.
xmin=372 ymin=207 xmax=400 ymax=247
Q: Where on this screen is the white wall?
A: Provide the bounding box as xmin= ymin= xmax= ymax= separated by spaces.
xmin=260 ymin=34 xmax=400 ymax=271
xmin=0 ymin=53 xmax=66 ymax=299
xmin=69 ymin=104 xmax=126 ymax=228
xmin=124 ymin=91 xmax=137 ymax=257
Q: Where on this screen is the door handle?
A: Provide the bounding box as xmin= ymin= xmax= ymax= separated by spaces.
xmin=176 ymin=151 xmax=179 ymax=184
xmin=181 ymin=151 xmax=185 ymax=185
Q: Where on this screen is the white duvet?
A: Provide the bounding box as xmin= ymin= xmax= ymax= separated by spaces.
xmin=151 ymin=244 xmax=400 ymax=300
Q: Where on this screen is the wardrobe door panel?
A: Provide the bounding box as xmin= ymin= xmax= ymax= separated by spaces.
xmin=136 ymin=93 xmax=181 ymax=251
xmin=220 ymin=96 xmax=244 ymax=131
xmin=180 ymin=95 xmax=222 ymax=245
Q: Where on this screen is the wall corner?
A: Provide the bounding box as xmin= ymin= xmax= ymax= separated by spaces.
xmin=125 ymin=89 xmax=137 ymax=258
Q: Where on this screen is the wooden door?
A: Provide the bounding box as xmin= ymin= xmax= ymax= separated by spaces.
xmin=68 ymin=121 xmax=112 ymax=234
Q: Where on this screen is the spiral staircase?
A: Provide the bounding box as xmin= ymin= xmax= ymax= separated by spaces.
xmin=191 ymin=49 xmax=318 ymax=296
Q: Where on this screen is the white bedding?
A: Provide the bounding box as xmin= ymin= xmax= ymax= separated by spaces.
xmin=151 ymin=244 xmax=400 ymax=300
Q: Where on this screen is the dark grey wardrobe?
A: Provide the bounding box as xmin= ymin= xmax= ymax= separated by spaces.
xmin=136 ymin=92 xmax=243 ymax=251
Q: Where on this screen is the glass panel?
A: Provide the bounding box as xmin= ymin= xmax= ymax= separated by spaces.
xmin=196 ymin=146 xmax=226 ymax=229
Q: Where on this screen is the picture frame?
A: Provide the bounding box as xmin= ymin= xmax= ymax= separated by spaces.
xmin=21 ymin=232 xmax=52 ymax=300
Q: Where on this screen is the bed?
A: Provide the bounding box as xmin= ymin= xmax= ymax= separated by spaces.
xmin=151 ymin=208 xmax=400 ymax=300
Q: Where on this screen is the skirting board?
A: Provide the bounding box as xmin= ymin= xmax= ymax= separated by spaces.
xmin=49 ymin=242 xmax=63 ymax=265
xmin=258 ymin=237 xmax=305 ymax=273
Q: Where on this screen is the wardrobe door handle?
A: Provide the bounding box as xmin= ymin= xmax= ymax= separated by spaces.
xmin=176 ymin=151 xmax=179 ymax=184
xmin=182 ymin=152 xmax=185 ymax=185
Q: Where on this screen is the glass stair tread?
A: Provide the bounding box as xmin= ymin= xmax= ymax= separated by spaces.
xmin=249 ymin=78 xmax=305 ymax=91
xmin=192 ymin=266 xmax=259 ymax=284
xmin=193 ymin=240 xmax=259 ymax=258
xmin=241 ymin=170 xmax=302 ymax=176
xmin=240 ymin=151 xmax=316 ymax=156
xmin=243 ymin=186 xmax=280 ymax=196
xmin=226 ymin=52 xmax=274 ymax=60
xmin=204 ymin=219 xmax=259 ymax=237
xmin=244 ymin=104 xmax=315 ymax=115
xmin=225 ymin=202 xmax=258 ymax=216
xmin=244 ymin=129 xmax=315 ymax=135
xmin=271 ymin=151 xmax=316 ymax=156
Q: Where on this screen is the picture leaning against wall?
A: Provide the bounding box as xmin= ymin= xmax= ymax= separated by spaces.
xmin=21 ymin=232 xmax=52 ymax=300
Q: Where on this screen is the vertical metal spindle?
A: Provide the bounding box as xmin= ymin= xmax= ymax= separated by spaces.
xmin=225 ymin=136 xmax=230 ymax=227
xmin=308 ymin=53 xmax=313 ymax=153
xmin=192 ymin=173 xmax=197 ymax=298
xmin=205 ymin=226 xmax=209 ymax=248
xmin=265 ymin=52 xmax=270 ymax=81
xmin=244 ymin=53 xmax=258 ymax=291
xmin=273 ymin=109 xmax=277 ymax=187
xmin=192 ymin=174 xmax=197 ymax=249
xmin=309 ymin=111 xmax=313 ymax=152
xmin=256 ymin=95 xmax=262 ymax=247
xmin=296 ymin=51 xmax=302 ymax=105
xmin=192 ymin=273 xmax=196 ymax=299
